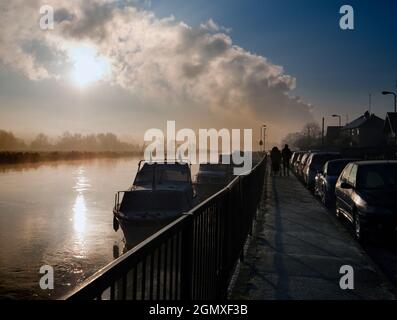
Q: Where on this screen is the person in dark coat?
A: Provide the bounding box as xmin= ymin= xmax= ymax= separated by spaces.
xmin=270 ymin=147 xmax=282 ymax=176
xmin=282 ymin=144 xmax=293 ymax=176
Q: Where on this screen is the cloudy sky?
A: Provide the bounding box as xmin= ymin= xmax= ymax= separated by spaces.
xmin=0 ymin=0 xmax=396 ymax=145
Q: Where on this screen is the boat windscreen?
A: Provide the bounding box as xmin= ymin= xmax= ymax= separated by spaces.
xmin=134 ymin=169 xmax=154 ymax=184
xmin=155 ymin=169 xmax=189 ymax=183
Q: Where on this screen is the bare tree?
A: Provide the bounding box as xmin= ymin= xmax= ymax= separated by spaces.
xmin=282 ymin=122 xmax=322 ymax=150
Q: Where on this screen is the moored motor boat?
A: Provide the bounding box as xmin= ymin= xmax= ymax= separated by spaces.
xmin=113 ymin=161 xmax=195 ymax=247
xmin=195 ymin=163 xmax=234 ymax=201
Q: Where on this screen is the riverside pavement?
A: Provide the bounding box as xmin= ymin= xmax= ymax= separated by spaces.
xmin=231 ymin=172 xmax=396 ymax=300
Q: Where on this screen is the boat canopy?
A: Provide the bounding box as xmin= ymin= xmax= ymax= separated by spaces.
xmin=134 ymin=162 xmax=191 ymax=187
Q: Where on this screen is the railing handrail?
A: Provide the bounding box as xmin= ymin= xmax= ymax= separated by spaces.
xmin=63 ymin=155 xmax=267 ymax=300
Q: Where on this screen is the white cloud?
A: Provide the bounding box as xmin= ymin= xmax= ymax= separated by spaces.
xmin=200 ymin=19 xmax=232 ymax=33
xmin=0 ymin=0 xmax=314 ymax=139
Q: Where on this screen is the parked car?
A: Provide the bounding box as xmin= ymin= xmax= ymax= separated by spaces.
xmin=293 ymin=152 xmax=305 ymax=174
xmin=296 ymin=152 xmax=310 ymax=180
xmin=335 ymin=161 xmax=397 ymax=241
xmin=290 ymin=151 xmax=305 ymax=167
xmin=303 ymin=152 xmax=341 ymax=190
xmin=314 ymin=159 xmax=359 ymax=207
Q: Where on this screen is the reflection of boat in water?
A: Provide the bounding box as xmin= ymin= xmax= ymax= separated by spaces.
xmin=113 ymin=161 xmax=195 ymax=247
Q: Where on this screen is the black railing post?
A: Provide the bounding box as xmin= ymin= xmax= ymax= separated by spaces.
xmin=180 ymin=215 xmax=193 ymax=300
xmin=218 ymin=189 xmax=230 ymax=300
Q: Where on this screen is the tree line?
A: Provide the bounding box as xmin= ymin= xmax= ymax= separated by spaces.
xmin=0 ymin=130 xmax=142 ymax=152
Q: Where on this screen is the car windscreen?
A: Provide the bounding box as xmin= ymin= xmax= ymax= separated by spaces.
xmin=327 ymin=161 xmax=353 ymax=176
xmin=357 ymin=164 xmax=397 ymax=189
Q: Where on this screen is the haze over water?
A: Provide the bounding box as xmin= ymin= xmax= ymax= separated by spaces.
xmin=0 ymin=157 xmax=201 ymax=299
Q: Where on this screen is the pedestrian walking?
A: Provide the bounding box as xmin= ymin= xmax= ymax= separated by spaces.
xmin=270 ymin=147 xmax=282 ymax=177
xmin=282 ymin=144 xmax=293 ymax=176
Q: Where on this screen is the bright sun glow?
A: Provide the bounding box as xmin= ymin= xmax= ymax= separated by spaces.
xmin=69 ymin=44 xmax=110 ymax=87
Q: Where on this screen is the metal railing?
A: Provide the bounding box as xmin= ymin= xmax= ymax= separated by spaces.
xmin=64 ymin=156 xmax=267 ymax=300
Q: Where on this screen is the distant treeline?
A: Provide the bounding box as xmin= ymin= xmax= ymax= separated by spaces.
xmin=0 ymin=130 xmax=142 ymax=152
xmin=0 ymin=130 xmax=144 ymax=164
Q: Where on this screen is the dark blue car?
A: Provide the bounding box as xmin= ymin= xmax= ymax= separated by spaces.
xmin=314 ymin=159 xmax=359 ymax=207
xmin=335 ymin=161 xmax=397 ymax=241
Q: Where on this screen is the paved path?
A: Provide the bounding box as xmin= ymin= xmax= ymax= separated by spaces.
xmin=231 ymin=173 xmax=396 ymax=300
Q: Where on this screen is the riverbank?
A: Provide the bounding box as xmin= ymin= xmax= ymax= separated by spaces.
xmin=0 ymin=151 xmax=142 ymax=165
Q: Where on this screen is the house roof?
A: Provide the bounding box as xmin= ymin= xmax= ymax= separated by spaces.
xmin=384 ymin=112 xmax=397 ymax=135
xmin=342 ymin=112 xmax=384 ymax=130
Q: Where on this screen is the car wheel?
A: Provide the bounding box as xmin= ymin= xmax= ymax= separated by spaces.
xmin=354 ymin=213 xmax=368 ymax=242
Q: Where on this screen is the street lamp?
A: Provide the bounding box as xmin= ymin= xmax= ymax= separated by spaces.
xmin=382 ymin=91 xmax=397 ymax=113
xmin=263 ymin=125 xmax=267 ymax=153
xmin=332 ymin=114 xmax=342 ymax=127
xmin=260 ymin=125 xmax=267 ymax=153
xmin=383 ymin=91 xmax=397 ymax=145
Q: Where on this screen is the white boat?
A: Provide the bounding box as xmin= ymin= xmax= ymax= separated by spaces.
xmin=113 ymin=161 xmax=195 ymax=247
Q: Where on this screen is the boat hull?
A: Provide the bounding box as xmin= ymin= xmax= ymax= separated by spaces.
xmin=114 ymin=211 xmax=179 ymax=248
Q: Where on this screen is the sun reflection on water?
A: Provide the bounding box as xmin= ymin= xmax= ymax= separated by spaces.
xmin=71 ymin=167 xmax=90 ymax=258
xmin=73 ymin=194 xmax=87 ymax=234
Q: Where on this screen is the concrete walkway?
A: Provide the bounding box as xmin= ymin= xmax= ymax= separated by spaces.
xmin=231 ymin=173 xmax=396 ymax=300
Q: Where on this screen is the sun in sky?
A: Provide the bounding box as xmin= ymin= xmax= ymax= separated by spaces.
xmin=68 ymin=44 xmax=111 ymax=87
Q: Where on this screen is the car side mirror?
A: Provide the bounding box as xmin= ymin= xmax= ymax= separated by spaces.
xmin=340 ymin=182 xmax=352 ymax=189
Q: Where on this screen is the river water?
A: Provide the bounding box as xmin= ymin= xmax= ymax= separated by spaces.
xmin=0 ymin=158 xmax=199 ymax=300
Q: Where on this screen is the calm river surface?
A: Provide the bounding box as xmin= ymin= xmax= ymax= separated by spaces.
xmin=0 ymin=158 xmax=199 ymax=299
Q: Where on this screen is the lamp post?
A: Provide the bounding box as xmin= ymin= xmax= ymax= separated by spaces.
xmin=382 ymin=91 xmax=397 ymax=145
xmin=382 ymin=91 xmax=397 ymax=113
xmin=332 ymin=114 xmax=342 ymax=127
xmin=260 ymin=125 xmax=267 ymax=153
xmin=263 ymin=125 xmax=267 ymax=153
